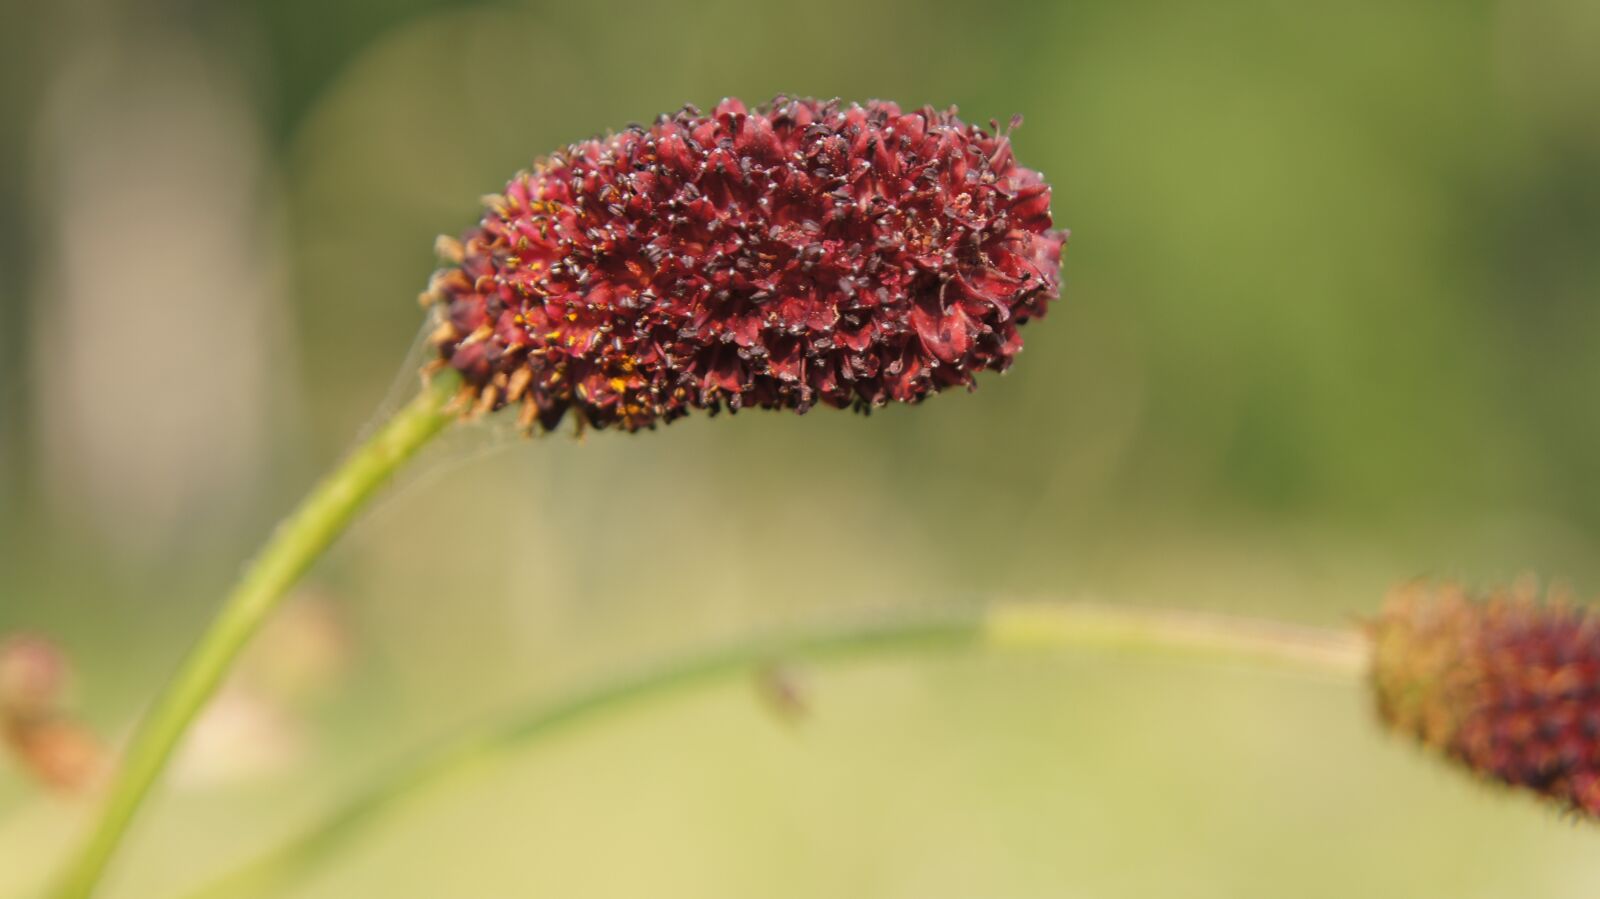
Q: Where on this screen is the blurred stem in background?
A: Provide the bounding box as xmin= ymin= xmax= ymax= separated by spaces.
xmin=43 ymin=354 xmax=1373 ymax=898
xmin=182 ymin=602 xmax=1367 ymax=899
xmin=52 ymin=372 xmax=461 ymax=899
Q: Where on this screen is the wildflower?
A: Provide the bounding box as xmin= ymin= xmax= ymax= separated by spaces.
xmin=427 ymin=96 xmax=1067 ymax=432
xmin=0 ymin=634 xmax=105 ymax=793
xmin=1370 ymin=580 xmax=1600 ymax=816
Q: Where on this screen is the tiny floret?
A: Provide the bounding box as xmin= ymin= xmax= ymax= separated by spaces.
xmin=429 ymin=96 xmax=1067 ymax=432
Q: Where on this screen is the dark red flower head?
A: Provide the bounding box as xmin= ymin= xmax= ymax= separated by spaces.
xmin=1369 ymin=580 xmax=1600 ymax=817
xmin=424 ymin=96 xmax=1067 ymax=432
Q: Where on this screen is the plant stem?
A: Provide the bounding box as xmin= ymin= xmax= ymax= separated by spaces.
xmin=182 ymin=602 xmax=1367 ymax=899
xmin=53 ymin=374 xmax=461 ymax=899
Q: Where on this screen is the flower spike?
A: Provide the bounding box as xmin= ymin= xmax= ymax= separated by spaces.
xmin=1370 ymin=580 xmax=1600 ymax=817
xmin=431 ymin=96 xmax=1068 ymax=432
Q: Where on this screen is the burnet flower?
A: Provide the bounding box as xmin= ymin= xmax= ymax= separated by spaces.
xmin=425 ymin=96 xmax=1068 ymax=432
xmin=0 ymin=635 xmax=104 ymax=793
xmin=1370 ymin=580 xmax=1600 ymax=817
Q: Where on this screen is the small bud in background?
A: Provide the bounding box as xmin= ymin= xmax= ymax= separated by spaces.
xmin=1370 ymin=580 xmax=1600 ymax=817
xmin=0 ymin=635 xmax=69 ymax=721
xmin=0 ymin=634 xmax=107 ymax=794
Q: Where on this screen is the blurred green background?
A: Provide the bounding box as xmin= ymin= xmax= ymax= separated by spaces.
xmin=2 ymin=0 xmax=1599 ymax=895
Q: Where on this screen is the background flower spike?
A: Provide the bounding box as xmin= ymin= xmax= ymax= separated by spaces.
xmin=1370 ymin=579 xmax=1600 ymax=817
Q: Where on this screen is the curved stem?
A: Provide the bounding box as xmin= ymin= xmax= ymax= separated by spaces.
xmin=182 ymin=602 xmax=1367 ymax=899
xmin=52 ymin=374 xmax=461 ymax=899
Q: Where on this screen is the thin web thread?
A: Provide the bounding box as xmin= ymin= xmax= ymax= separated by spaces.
xmin=343 ymin=313 xmax=549 ymax=530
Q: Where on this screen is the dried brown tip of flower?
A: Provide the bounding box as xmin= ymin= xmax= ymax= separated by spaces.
xmin=429 ymin=95 xmax=1067 ymax=433
xmin=6 ymin=718 xmax=104 ymax=792
xmin=1370 ymin=580 xmax=1600 ymax=817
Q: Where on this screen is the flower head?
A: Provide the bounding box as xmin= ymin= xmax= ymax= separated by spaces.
xmin=425 ymin=96 xmax=1067 ymax=432
xmin=1370 ymin=580 xmax=1600 ymax=817
xmin=1 ymin=634 xmax=105 ymax=793
xmin=0 ymin=634 xmax=68 ymax=721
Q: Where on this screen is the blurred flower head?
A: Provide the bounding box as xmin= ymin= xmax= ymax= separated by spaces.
xmin=428 ymin=96 xmax=1067 ymax=432
xmin=1370 ymin=579 xmax=1600 ymax=817
xmin=0 ymin=635 xmax=69 ymax=721
xmin=0 ymin=634 xmax=105 ymax=794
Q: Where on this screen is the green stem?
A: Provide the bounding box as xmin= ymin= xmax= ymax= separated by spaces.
xmin=53 ymin=375 xmax=461 ymax=899
xmin=182 ymin=602 xmax=1367 ymax=899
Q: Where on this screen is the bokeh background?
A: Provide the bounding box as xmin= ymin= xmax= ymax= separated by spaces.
xmin=2 ymin=0 xmax=1599 ymax=895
